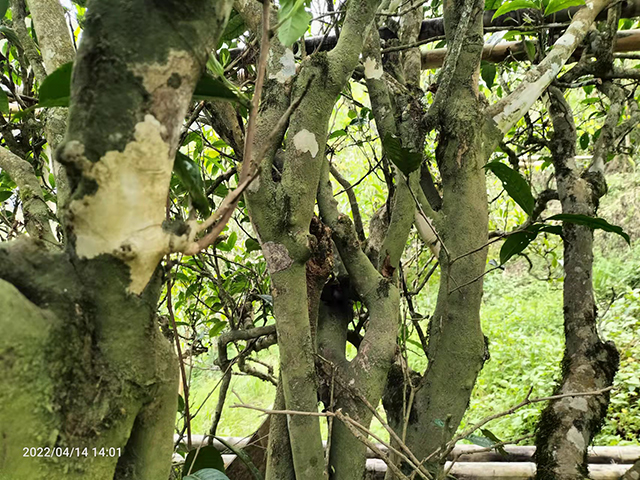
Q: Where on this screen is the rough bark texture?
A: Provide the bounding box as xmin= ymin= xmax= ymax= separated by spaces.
xmin=242 ymin=0 xmax=385 ymax=476
xmin=25 ymin=0 xmax=77 ymax=208
xmin=534 ymin=88 xmax=619 ymax=480
xmin=317 ymin=161 xmax=402 ymax=480
xmin=0 ymin=147 xmax=56 ymax=244
xmin=0 ymin=1 xmax=232 ymax=478
xmin=383 ymin=0 xmax=490 ymax=475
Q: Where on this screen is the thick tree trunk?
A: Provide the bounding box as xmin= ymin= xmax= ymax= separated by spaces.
xmin=534 ymin=88 xmax=619 ymax=480
xmin=387 ymin=0 xmax=490 ymax=474
xmin=0 ymin=1 xmax=232 ymax=478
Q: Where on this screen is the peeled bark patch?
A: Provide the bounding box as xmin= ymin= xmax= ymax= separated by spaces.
xmin=67 ymin=115 xmax=176 ymax=294
xmin=269 ymin=48 xmax=296 ymax=83
xmin=262 ymin=242 xmax=294 ymax=274
xmin=293 ymin=129 xmax=319 ymax=158
xmin=363 ymin=57 xmax=383 ymax=79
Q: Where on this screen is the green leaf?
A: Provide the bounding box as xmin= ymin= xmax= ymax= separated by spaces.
xmin=174 ymin=152 xmax=210 ymax=218
xmin=277 ymin=0 xmax=312 ymax=47
xmin=0 ymin=0 xmax=9 ymax=19
xmin=480 ymin=429 xmax=508 ymax=456
xmin=0 ymin=88 xmax=9 ymax=114
xmin=0 ymin=26 xmax=21 ymax=47
xmin=524 ymin=39 xmax=536 ymax=61
xmin=182 ymin=446 xmax=226 ymax=478
xmin=544 ymin=0 xmax=584 ymax=16
xmin=208 ymin=320 xmax=227 ymax=338
xmin=485 ymin=162 xmax=535 ymax=215
xmin=466 ymin=434 xmax=495 ymax=448
xmin=178 ymin=394 xmax=185 ymax=414
xmin=38 ymin=62 xmax=73 ymax=108
xmin=245 ymin=238 xmax=261 ymax=253
xmin=485 ymin=0 xmax=504 ymax=9
xmin=579 ymin=132 xmax=590 ymax=150
xmin=328 ymin=129 xmax=347 ymax=140
xmin=222 ymin=11 xmax=247 ymax=42
xmin=500 ymin=230 xmax=537 ymax=264
xmin=492 ymin=0 xmax=539 ymax=20
xmin=481 ymin=61 xmax=497 ymax=89
xmin=499 ymin=223 xmax=562 ymax=264
xmin=581 ymin=97 xmax=599 ymax=105
xmin=547 ymin=214 xmax=631 ymax=244
xmin=382 ymin=133 xmax=422 ymax=176
xmin=193 ymin=74 xmax=240 ymax=104
xmin=184 ymin=469 xmax=231 ymax=480
xmin=0 ymin=190 xmax=13 ymax=202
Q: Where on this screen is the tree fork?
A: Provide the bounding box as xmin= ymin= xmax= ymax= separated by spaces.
xmin=0 ymin=0 xmax=233 ymax=478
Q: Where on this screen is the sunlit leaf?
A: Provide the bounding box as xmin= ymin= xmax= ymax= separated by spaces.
xmin=492 ymin=0 xmax=539 ymax=20
xmin=544 ymin=0 xmax=584 ymax=16
xmin=208 ymin=320 xmax=227 ymax=338
xmin=278 ymin=0 xmax=312 ymax=47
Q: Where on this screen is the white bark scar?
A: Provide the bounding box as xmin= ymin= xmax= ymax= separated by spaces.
xmin=293 ymin=129 xmax=319 ymax=158
xmin=269 ymin=49 xmax=296 ymax=83
xmin=364 ymin=57 xmax=383 ymax=80
xmin=68 ymin=115 xmax=176 ymax=294
xmin=567 ymin=426 xmax=586 ymax=451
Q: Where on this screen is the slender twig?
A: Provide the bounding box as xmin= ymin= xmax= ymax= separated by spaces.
xmin=183 ymin=76 xmax=315 ymax=255
xmin=406 ymin=180 xmax=449 ymax=260
xmin=448 ymin=265 xmax=503 ymax=295
xmin=167 ymin=258 xmax=192 ymax=449
xmin=431 ymin=386 xmax=614 ymax=464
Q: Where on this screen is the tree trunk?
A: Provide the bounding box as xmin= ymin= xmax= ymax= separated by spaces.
xmin=0 ymin=1 xmax=232 ymax=478
xmin=534 ymin=88 xmax=619 ymax=480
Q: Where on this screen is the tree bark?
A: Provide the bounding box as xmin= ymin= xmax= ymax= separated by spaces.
xmin=0 ymin=1 xmax=232 ymax=478
xmin=533 ymin=87 xmax=619 ymax=480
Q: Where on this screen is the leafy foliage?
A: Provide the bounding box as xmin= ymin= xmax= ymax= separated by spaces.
xmin=183 ymin=446 xmax=226 ymax=478
xmin=544 ymin=0 xmax=584 ymax=16
xmin=547 ymin=214 xmax=631 ymax=244
xmin=183 ymin=469 xmax=231 ymax=480
xmin=485 ymin=161 xmax=535 ymax=216
xmin=277 ymin=0 xmax=312 ymax=47
xmin=492 ymin=0 xmax=539 ymax=20
xmin=382 ymin=133 xmax=422 ymax=176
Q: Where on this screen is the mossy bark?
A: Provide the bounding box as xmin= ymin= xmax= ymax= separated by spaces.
xmin=385 ymin=0 xmax=490 ymax=474
xmin=534 ymin=88 xmax=619 ymax=480
xmin=0 ymin=1 xmax=232 ymax=478
xmin=244 ymin=0 xmax=384 ymax=477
